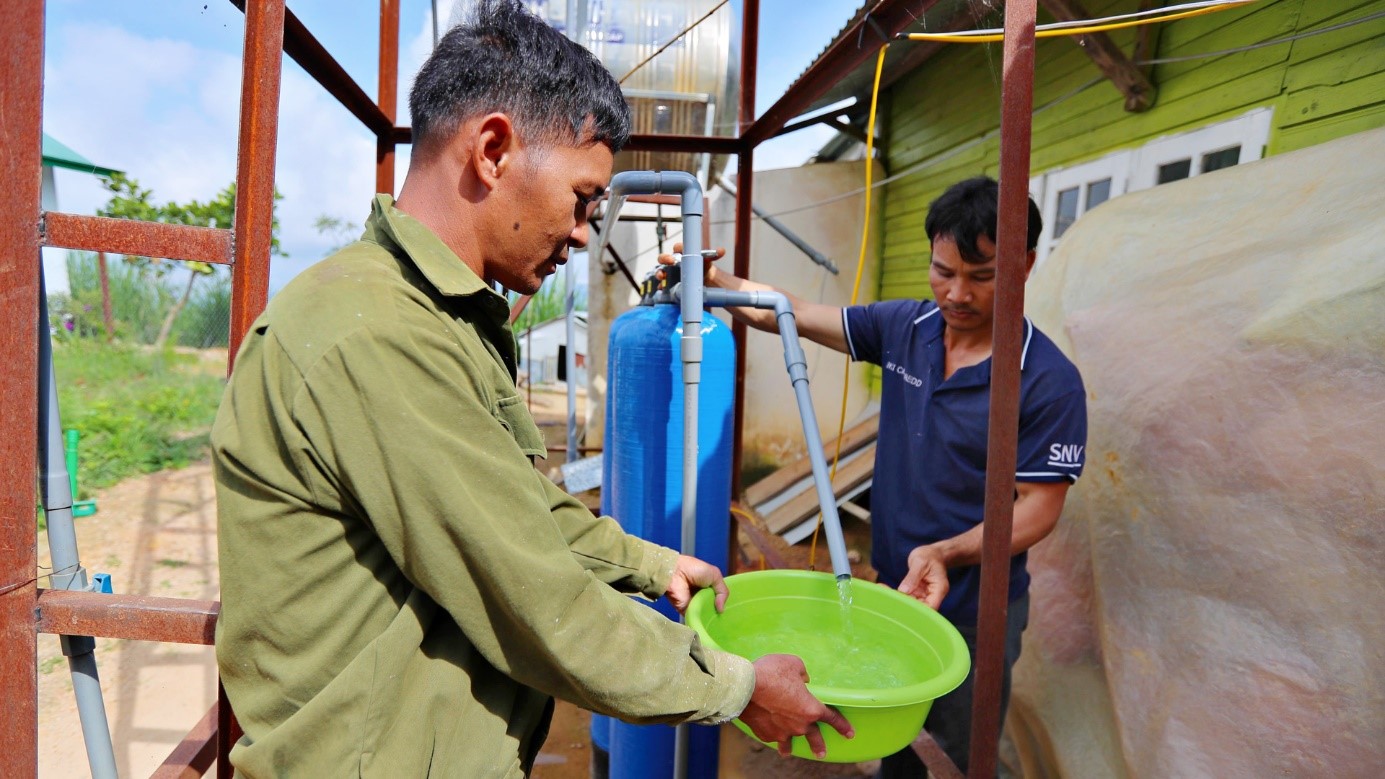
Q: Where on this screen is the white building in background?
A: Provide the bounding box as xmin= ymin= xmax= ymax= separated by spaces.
xmin=518 ymin=313 xmax=587 ymax=387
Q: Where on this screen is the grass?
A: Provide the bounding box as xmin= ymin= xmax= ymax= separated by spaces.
xmin=52 ymin=339 xmax=226 ymax=496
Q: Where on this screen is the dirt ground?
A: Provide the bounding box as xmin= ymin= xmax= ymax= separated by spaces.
xmin=36 ymin=385 xmax=883 ymax=777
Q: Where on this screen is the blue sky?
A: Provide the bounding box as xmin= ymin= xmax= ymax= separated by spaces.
xmin=41 ymin=0 xmax=861 ymax=293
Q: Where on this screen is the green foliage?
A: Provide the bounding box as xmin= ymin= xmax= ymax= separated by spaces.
xmin=93 ymin=173 xmax=284 ymax=348
xmin=52 ymin=339 xmax=226 ymax=493
xmin=98 ymin=171 xmax=286 ymax=268
xmin=511 ymin=275 xmax=587 ymax=333
xmin=55 ymin=251 xmax=173 ymax=343
xmin=175 ymin=270 xmax=233 ymax=349
xmin=314 ymin=214 xmax=361 ymax=253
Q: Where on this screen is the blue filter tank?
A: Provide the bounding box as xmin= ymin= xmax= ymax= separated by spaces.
xmin=605 ymin=304 xmax=735 ymax=779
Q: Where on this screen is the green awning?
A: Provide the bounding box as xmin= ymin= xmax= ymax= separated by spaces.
xmin=42 ymin=133 xmax=121 ymax=177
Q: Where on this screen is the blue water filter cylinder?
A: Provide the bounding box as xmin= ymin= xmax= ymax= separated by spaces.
xmin=605 ymin=304 xmax=735 ymax=779
xmin=589 ymin=302 xmax=635 ymax=773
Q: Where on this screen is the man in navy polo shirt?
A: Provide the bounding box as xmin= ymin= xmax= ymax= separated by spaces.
xmin=687 ymin=176 xmax=1086 ymax=775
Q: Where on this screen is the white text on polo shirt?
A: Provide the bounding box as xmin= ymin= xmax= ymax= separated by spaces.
xmin=1048 ymin=443 xmax=1084 ymax=467
xmin=883 ymin=361 xmax=924 ymax=388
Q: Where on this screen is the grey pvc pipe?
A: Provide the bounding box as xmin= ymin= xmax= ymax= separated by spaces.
xmin=703 ymin=288 xmax=853 ymax=581
xmin=38 ymin=284 xmax=118 ymax=779
xmin=606 ymin=170 xmax=705 ymax=779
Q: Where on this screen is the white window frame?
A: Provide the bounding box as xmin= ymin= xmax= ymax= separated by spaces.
xmin=1031 ymin=107 xmax=1275 ymax=266
xmin=1128 ymin=107 xmax=1273 ymax=190
xmin=1034 ymin=148 xmax=1131 ymax=266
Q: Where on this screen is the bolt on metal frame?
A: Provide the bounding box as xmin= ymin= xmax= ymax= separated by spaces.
xmin=0 ymin=1 xmax=1037 ymax=776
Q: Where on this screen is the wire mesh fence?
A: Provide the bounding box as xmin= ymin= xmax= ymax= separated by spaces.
xmin=48 ymin=250 xmax=231 ymax=350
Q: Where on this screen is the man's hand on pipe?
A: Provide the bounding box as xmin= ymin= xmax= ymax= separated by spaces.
xmin=665 ymin=554 xmax=729 ymax=614
xmin=741 ymin=654 xmax=854 ymax=758
xmin=898 ymin=544 xmax=950 ymax=610
xmin=656 ymin=242 xmax=726 ymax=284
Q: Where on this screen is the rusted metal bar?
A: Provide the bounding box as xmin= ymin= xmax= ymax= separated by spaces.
xmin=742 ymin=0 xmax=941 ymax=146
xmin=508 ymin=294 xmax=533 ymax=324
xmin=217 ymin=683 xmax=242 ymax=779
xmin=624 ymin=133 xmax=743 ymax=155
xmin=36 ymin=590 xmax=219 ymax=645
xmin=228 ymin=0 xmax=392 ymax=137
xmin=911 ymin=730 xmax=966 ymax=779
xmin=730 ymin=0 xmax=758 ymax=505
xmin=98 ymin=251 xmax=115 ymax=340
xmin=376 ymin=0 xmax=400 ymax=195
xmin=0 ymin=3 xmax=43 ymax=777
xmin=621 ymin=194 xmax=683 ymax=206
xmin=150 ymin=702 xmax=219 ymax=779
xmin=229 ymin=0 xmax=287 ymax=365
xmin=969 ymin=0 xmax=1038 ymax=776
xmin=41 ymin=213 xmax=233 ymax=265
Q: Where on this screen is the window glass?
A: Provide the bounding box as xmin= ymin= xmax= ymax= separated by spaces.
xmin=1157 ymin=159 xmax=1192 ymax=184
xmin=1054 ymin=187 xmax=1079 ymax=238
xmin=1086 ymin=178 xmax=1112 ymax=210
xmin=1201 ymin=145 xmax=1241 ymax=173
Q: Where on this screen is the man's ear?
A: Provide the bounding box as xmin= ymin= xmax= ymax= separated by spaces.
xmin=473 ymin=113 xmax=517 ymax=191
xmin=1023 ymin=249 xmax=1037 ymax=280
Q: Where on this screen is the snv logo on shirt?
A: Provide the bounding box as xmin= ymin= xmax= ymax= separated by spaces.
xmin=1048 ymin=443 xmax=1084 ymax=467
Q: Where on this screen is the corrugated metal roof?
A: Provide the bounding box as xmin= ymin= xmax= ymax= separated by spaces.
xmin=791 ymin=0 xmax=994 ymax=118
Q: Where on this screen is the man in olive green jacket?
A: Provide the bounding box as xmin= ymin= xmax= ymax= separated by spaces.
xmin=211 ymin=1 xmax=849 ymax=775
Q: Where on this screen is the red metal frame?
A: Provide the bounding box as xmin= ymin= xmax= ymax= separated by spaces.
xmin=3 ymin=0 xmax=1036 ymax=775
xmin=41 ymin=214 xmax=234 ymax=265
xmin=1 ymin=1 xmax=45 ymax=775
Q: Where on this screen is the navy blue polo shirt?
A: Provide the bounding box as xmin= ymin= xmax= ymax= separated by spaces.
xmin=843 ymin=299 xmax=1087 ymax=626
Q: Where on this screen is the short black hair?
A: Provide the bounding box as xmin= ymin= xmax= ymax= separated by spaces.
xmin=408 ymin=0 xmax=631 ymax=156
xmin=924 ymin=176 xmax=1043 ymax=263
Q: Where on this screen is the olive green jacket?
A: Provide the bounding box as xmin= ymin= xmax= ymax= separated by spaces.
xmin=212 ymin=195 xmax=754 ymax=777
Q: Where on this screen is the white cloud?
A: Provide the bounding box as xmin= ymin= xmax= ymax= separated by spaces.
xmin=42 ymin=18 xmax=385 ymax=293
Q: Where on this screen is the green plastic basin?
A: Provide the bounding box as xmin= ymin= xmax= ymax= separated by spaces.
xmin=686 ymin=569 xmax=970 ymax=763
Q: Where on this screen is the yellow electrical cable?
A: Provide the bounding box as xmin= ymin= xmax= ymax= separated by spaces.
xmin=808 ymin=44 xmax=888 ymax=573
xmin=904 ymin=0 xmax=1252 ymax=43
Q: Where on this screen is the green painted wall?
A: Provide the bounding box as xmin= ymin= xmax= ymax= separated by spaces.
xmin=877 ymin=0 xmax=1385 ymax=301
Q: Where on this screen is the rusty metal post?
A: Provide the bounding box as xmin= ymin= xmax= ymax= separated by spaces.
xmin=729 ymin=0 xmax=758 ymax=504
xmin=376 ymin=0 xmax=400 ymax=195
xmin=0 ymin=2 xmax=44 ymax=777
xmin=969 ymin=0 xmax=1038 ymax=776
xmin=229 ymin=0 xmax=287 ymax=366
xmin=97 ymin=252 xmax=115 ymax=341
